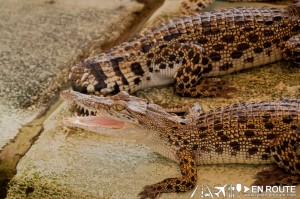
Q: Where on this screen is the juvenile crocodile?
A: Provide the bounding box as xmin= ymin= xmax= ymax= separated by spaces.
xmin=61 ymin=90 xmax=300 ymax=199
xmin=69 ymin=0 xmax=300 ymax=98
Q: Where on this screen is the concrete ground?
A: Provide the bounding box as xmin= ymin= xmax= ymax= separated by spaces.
xmin=2 ymin=0 xmax=300 ymax=199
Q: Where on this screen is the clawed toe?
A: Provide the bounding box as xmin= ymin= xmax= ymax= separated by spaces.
xmin=138 ymin=185 xmax=159 ymax=199
xmin=253 ymin=166 xmax=300 ymax=187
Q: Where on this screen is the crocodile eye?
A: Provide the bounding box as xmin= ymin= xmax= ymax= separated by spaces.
xmin=115 ymin=104 xmax=125 ymax=111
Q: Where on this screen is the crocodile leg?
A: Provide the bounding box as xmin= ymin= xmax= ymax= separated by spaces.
xmin=138 ymin=150 xmax=197 ymax=199
xmin=283 ymin=34 xmax=300 ymax=66
xmin=165 ymin=43 xmax=234 ymax=97
xmin=254 ymin=130 xmax=300 ymax=186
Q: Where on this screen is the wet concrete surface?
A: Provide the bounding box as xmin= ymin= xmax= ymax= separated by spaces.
xmin=2 ymin=0 xmax=300 ymax=199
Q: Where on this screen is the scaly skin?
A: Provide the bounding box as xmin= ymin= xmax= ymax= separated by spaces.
xmin=61 ymin=90 xmax=300 ymax=199
xmin=69 ymin=1 xmax=300 ymax=98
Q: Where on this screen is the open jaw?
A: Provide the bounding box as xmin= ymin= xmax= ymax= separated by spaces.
xmin=63 ymin=115 xmax=126 ymax=129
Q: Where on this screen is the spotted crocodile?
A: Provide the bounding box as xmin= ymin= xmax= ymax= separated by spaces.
xmin=61 ymin=90 xmax=300 ymax=199
xmin=69 ymin=0 xmax=300 ymax=98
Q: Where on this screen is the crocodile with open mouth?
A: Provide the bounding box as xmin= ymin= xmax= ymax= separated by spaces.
xmin=61 ymin=90 xmax=300 ymax=199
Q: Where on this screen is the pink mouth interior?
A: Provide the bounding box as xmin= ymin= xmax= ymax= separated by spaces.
xmin=73 ymin=115 xmax=125 ymax=129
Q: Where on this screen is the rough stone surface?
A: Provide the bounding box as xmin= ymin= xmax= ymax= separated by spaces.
xmin=0 ymin=0 xmax=142 ymax=149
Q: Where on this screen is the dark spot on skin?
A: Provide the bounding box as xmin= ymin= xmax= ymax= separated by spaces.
xmin=130 ymin=62 xmax=145 ymax=76
xmin=264 ymin=21 xmax=274 ymax=26
xmin=221 ymin=35 xmax=235 ymax=43
xmin=231 ymin=51 xmax=243 ymax=59
xmin=146 ymin=60 xmax=152 ymax=68
xmin=237 ymin=43 xmax=250 ymax=51
xmin=213 ymin=44 xmax=224 ymax=51
xmin=183 ymin=140 xmax=189 ymax=145
xmin=245 ymin=130 xmax=255 ymax=137
xmin=245 ymin=57 xmax=254 ymax=63
xmin=262 ymin=114 xmax=271 ymax=121
xmin=188 ymin=51 xmax=194 ymax=59
xmin=273 ymin=154 xmax=280 ymax=162
xmin=142 ymin=44 xmax=151 ymax=53
xmin=251 ymin=139 xmax=262 ymax=145
xmin=183 ymin=76 xmax=189 ymax=83
xmin=273 ymin=15 xmax=282 ymax=21
xmin=199 ymin=126 xmax=207 ymax=131
xmin=288 ymin=152 xmax=294 ymax=159
xmin=220 ymin=135 xmax=229 ymax=141
xmin=185 ymin=66 xmax=191 ymax=73
xmin=148 ymin=67 xmax=153 ymax=72
xmin=159 ymin=63 xmax=167 ymax=69
xmin=261 ymin=154 xmax=269 ymax=160
xmin=193 ymin=145 xmax=198 ymax=150
xmin=267 ymin=133 xmax=275 ymax=140
xmin=202 ymin=57 xmax=209 ymax=65
xmin=203 ymin=64 xmax=213 ymax=73
xmin=214 ymin=124 xmax=223 ymax=130
xmin=199 ymin=133 xmax=207 ymax=138
xmin=243 ymin=26 xmax=254 ymax=32
xmin=147 ymin=53 xmax=154 ymax=59
xmin=247 ymin=124 xmax=255 ymax=129
xmin=220 ymin=62 xmax=233 ymax=71
xmin=209 ymin=52 xmax=221 ymax=61
xmin=265 ymin=147 xmax=270 ymax=153
xmin=180 ymin=122 xmax=187 ymax=125
xmin=215 ymin=147 xmax=223 ymax=153
xmin=230 ymin=141 xmax=240 ymax=151
xmin=282 ymin=116 xmax=293 ymax=124
xmin=26 ymin=186 xmax=35 ymax=196
xmin=292 ymin=26 xmax=300 ymax=32
xmin=169 ymin=54 xmax=176 ymax=62
xmin=167 ymin=184 xmax=173 ymax=189
xmin=155 ymin=58 xmax=164 ymax=64
xmin=248 ymin=34 xmax=259 ymax=43
xmin=134 ymin=77 xmax=141 ymax=85
xmin=146 ymin=76 xmax=151 ymax=81
xmin=125 ymin=45 xmax=132 ymax=51
xmin=291 ymin=125 xmax=298 ymax=130
xmin=171 ymin=33 xmax=180 ymax=39
xmin=282 ymin=35 xmax=290 ymax=41
xmin=248 ymin=147 xmax=258 ymax=155
xmin=211 ymin=29 xmax=221 ymax=35
xmin=164 ymin=35 xmax=173 ymax=41
xmin=264 ymin=29 xmax=274 ymax=36
xmin=254 ymin=47 xmax=263 ymax=54
xmin=238 ymin=116 xmax=247 ymax=123
xmin=272 ymin=38 xmax=280 ymax=45
xmin=192 ymin=54 xmax=200 ymax=64
xmin=178 ymin=83 xmax=184 ymax=90
xmin=112 ymin=82 xmax=120 ymax=94
xmin=178 ymin=51 xmax=184 ymax=57
xmin=265 ymin=122 xmax=274 ymax=129
xmin=263 ymin=42 xmax=272 ymax=48
xmin=282 ymin=160 xmax=290 ymax=167
xmin=198 ymin=37 xmax=208 ymax=44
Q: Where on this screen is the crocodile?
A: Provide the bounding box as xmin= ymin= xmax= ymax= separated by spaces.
xmin=61 ymin=90 xmax=300 ymax=199
xmin=69 ymin=0 xmax=300 ymax=98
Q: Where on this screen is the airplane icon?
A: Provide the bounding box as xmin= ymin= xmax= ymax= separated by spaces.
xmin=214 ymin=184 xmax=227 ymax=197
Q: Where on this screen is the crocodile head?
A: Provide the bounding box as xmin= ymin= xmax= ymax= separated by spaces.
xmin=61 ymin=90 xmax=148 ymax=129
xmin=61 ymin=90 xmax=181 ymax=135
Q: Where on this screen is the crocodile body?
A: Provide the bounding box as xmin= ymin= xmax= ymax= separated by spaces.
xmin=70 ymin=0 xmax=300 ymax=97
xmin=61 ymin=90 xmax=300 ymax=199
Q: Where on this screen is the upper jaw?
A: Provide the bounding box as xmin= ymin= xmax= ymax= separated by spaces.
xmin=61 ymin=90 xmax=126 ymax=129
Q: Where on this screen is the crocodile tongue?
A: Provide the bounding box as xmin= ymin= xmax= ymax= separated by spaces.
xmin=64 ymin=115 xmax=126 ymax=129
